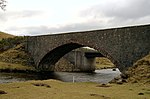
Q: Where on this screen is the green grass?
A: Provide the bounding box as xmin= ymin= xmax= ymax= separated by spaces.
xmin=0 ymin=80 xmax=149 ymax=99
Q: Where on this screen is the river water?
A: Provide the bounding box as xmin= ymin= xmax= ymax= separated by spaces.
xmin=0 ymin=68 xmax=121 ymax=84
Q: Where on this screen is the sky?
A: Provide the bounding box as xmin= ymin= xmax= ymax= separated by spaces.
xmin=0 ymin=0 xmax=150 ymax=36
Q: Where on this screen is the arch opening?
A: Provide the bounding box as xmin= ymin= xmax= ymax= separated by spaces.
xmin=38 ymin=43 xmax=84 ymax=71
xmin=38 ymin=43 xmax=118 ymax=72
xmin=55 ymin=47 xmax=116 ymax=72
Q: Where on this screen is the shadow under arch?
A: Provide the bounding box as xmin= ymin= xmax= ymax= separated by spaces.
xmin=38 ymin=43 xmax=84 ymax=71
xmin=38 ymin=42 xmax=119 ymax=72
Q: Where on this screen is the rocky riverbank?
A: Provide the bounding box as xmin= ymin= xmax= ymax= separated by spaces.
xmin=110 ymin=53 xmax=150 ymax=85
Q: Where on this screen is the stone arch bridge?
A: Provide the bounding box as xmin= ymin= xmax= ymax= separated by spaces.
xmin=25 ymin=24 xmax=150 ymax=72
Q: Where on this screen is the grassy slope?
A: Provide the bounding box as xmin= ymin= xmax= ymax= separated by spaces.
xmin=126 ymin=53 xmax=150 ymax=84
xmin=0 ymin=44 xmax=28 ymax=64
xmin=0 ymin=33 xmax=36 ymax=72
xmin=0 ymin=44 xmax=36 ymax=72
xmin=0 ymin=80 xmax=149 ymax=99
xmin=95 ymin=57 xmax=115 ymax=69
xmin=0 ymin=32 xmax=14 ymax=39
xmin=0 ymin=61 xmax=35 ymax=72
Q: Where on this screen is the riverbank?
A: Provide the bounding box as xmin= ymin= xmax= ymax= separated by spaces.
xmin=125 ymin=53 xmax=150 ymax=84
xmin=0 ymin=61 xmax=37 ymax=73
xmin=0 ymin=79 xmax=150 ymax=99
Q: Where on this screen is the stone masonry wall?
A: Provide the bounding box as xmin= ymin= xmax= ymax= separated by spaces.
xmin=26 ymin=24 xmax=150 ymax=72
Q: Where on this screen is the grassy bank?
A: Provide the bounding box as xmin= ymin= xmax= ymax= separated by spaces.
xmin=125 ymin=53 xmax=150 ymax=84
xmin=95 ymin=57 xmax=115 ymax=69
xmin=0 ymin=80 xmax=150 ymax=99
xmin=0 ymin=36 xmax=35 ymax=73
xmin=0 ymin=44 xmax=36 ymax=73
xmin=0 ymin=61 xmax=36 ymax=73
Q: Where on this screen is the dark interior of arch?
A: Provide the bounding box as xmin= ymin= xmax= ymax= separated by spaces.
xmin=38 ymin=43 xmax=84 ymax=69
xmin=38 ymin=42 xmax=117 ymax=71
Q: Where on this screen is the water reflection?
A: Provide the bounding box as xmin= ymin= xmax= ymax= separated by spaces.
xmin=0 ymin=68 xmax=121 ymax=84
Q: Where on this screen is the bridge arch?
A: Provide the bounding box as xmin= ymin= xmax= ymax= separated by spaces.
xmin=38 ymin=42 xmax=119 ymax=71
xmin=26 ymin=24 xmax=150 ymax=73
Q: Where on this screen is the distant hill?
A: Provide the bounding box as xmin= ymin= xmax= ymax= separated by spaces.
xmin=0 ymin=31 xmax=14 ymax=39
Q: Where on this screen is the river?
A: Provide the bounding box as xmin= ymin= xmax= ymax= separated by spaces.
xmin=0 ymin=68 xmax=121 ymax=84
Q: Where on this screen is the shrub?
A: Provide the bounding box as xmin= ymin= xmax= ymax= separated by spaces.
xmin=0 ymin=36 xmax=24 ymax=52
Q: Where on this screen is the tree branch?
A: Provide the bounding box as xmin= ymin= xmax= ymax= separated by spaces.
xmin=0 ymin=0 xmax=6 ymax=11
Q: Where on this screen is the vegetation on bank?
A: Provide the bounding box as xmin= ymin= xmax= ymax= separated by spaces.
xmin=110 ymin=52 xmax=150 ymax=84
xmin=0 ymin=44 xmax=34 ymax=66
xmin=0 ymin=36 xmax=24 ymax=53
xmin=0 ymin=61 xmax=36 ymax=73
xmin=95 ymin=57 xmax=115 ymax=69
xmin=125 ymin=53 xmax=150 ymax=84
xmin=0 ymin=34 xmax=35 ymax=73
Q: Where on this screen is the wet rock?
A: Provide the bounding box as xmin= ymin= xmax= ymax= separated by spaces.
xmin=116 ymin=80 xmax=123 ymax=85
xmin=114 ymin=76 xmax=121 ymax=80
xmin=109 ymin=76 xmax=125 ymax=84
xmin=109 ymin=79 xmax=116 ymax=83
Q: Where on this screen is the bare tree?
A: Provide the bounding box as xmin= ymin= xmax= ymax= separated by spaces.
xmin=0 ymin=0 xmax=6 ymax=10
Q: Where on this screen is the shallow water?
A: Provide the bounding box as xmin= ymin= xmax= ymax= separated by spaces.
xmin=0 ymin=68 xmax=121 ymax=84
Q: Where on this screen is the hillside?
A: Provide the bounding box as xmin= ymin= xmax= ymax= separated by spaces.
xmin=125 ymin=52 xmax=150 ymax=84
xmin=0 ymin=31 xmax=14 ymax=39
xmin=0 ymin=36 xmax=36 ymax=72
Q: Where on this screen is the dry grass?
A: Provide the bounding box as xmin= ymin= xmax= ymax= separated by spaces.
xmin=0 ymin=61 xmax=35 ymax=72
xmin=0 ymin=44 xmax=28 ymax=64
xmin=0 ymin=44 xmax=34 ymax=66
xmin=0 ymin=80 xmax=149 ymax=99
xmin=0 ymin=32 xmax=14 ymax=40
xmin=0 ymin=43 xmax=36 ymax=72
xmin=126 ymin=53 xmax=150 ymax=84
xmin=95 ymin=57 xmax=115 ymax=69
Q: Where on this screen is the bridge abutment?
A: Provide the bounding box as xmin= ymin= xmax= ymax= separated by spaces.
xmin=74 ymin=51 xmax=95 ymax=72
